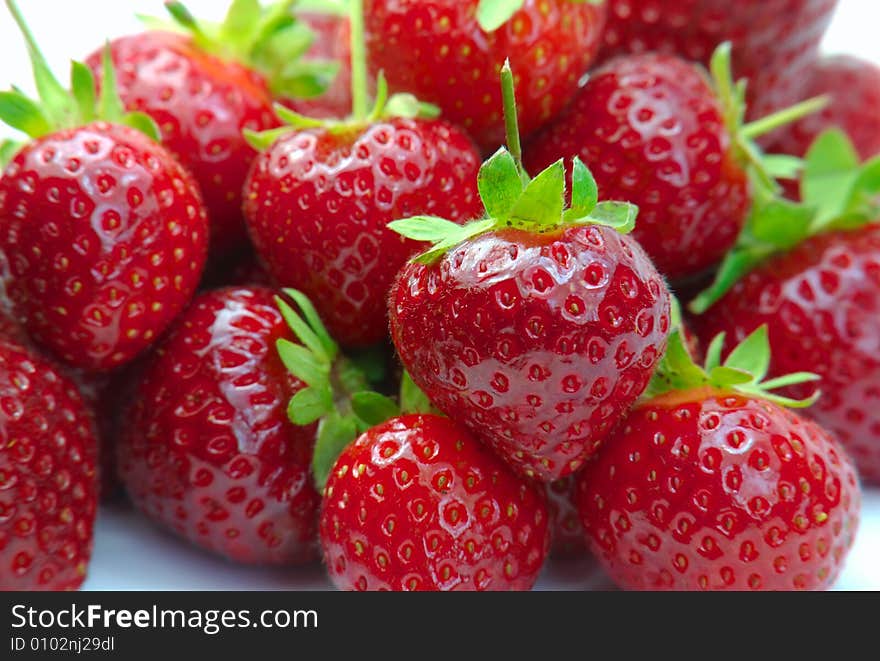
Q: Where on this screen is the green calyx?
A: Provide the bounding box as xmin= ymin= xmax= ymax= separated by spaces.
xmin=645 ymin=325 xmax=820 ymax=409
xmin=146 ymin=0 xmax=337 ymax=100
xmin=243 ymin=72 xmax=439 ymax=150
xmin=0 ymin=0 xmax=159 ymax=167
xmin=690 ymin=128 xmax=880 ymax=313
xmin=388 ymin=59 xmax=637 ymax=264
xmin=476 ymin=0 xmax=602 ymax=32
xmin=710 ymin=41 xmax=827 ymax=192
xmin=243 ymin=0 xmax=438 ymax=150
xmin=276 ymin=289 xmax=435 ymax=491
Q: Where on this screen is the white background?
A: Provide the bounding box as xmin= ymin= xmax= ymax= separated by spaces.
xmin=0 ymin=1 xmax=879 ymax=590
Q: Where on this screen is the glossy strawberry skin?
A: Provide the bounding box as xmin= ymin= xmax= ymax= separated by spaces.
xmin=87 ymin=32 xmax=280 ymax=255
xmin=118 ymin=287 xmax=320 ymax=565
xmin=364 ymin=0 xmax=607 ymax=152
xmin=243 ymin=118 xmax=482 ymax=347
xmin=320 ymin=414 xmax=550 ymax=591
xmin=767 ymin=55 xmax=880 ymax=160
xmin=525 ymin=54 xmax=750 ymax=281
xmin=0 ymin=122 xmax=208 ymax=371
xmin=599 ymin=0 xmax=839 ymax=120
xmin=576 ymin=388 xmax=860 ymax=590
xmin=695 ymin=226 xmax=880 ymax=484
xmin=0 ymin=341 xmax=98 ymax=591
xmin=390 ymin=225 xmax=671 ymax=482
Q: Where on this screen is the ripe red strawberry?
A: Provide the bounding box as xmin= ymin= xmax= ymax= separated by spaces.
xmin=524 ymin=46 xmax=817 ymax=281
xmin=243 ymin=2 xmax=482 ymax=347
xmin=599 ymin=0 xmax=839 ymax=120
xmin=86 ymin=1 xmax=341 ymax=255
xmin=547 ymin=476 xmax=587 ymax=556
xmin=319 ymin=414 xmax=550 ymax=591
xmin=119 ymin=287 xmax=322 ymax=564
xmin=364 ymin=0 xmax=607 ymax=152
xmin=389 ymin=65 xmax=671 ymax=482
xmin=0 ymin=340 xmax=98 ymax=590
xmin=244 ymin=117 xmax=481 ymax=347
xmin=767 ymin=55 xmax=880 ymax=161
xmin=696 ymin=227 xmax=880 ymax=484
xmin=691 ymin=130 xmax=880 ymax=485
xmin=0 ymin=7 xmax=208 ymax=371
xmin=0 ymin=292 xmax=128 ymax=500
xmin=576 ymin=327 xmax=860 ymax=590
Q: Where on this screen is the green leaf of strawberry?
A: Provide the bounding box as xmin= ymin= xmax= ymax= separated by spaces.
xmin=276 ymin=288 xmax=438 ymax=492
xmin=691 ymin=128 xmax=880 ymax=313
xmin=476 ymin=0 xmax=525 ymax=32
xmin=242 ymin=3 xmax=439 ymax=150
xmin=153 ymin=0 xmax=338 ymax=100
xmin=0 ymin=1 xmax=160 ymax=146
xmin=475 ymin=0 xmax=604 ymax=32
xmin=646 ymin=325 xmax=820 ymax=409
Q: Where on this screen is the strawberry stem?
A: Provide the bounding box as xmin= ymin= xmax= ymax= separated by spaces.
xmin=500 ymin=59 xmax=528 ymax=184
xmin=741 ymin=95 xmax=830 ymax=140
xmin=4 ymin=0 xmax=76 ymax=127
xmin=349 ymin=0 xmax=369 ymax=120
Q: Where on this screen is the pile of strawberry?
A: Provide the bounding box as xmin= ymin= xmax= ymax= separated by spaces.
xmin=0 ymin=0 xmax=875 ymax=592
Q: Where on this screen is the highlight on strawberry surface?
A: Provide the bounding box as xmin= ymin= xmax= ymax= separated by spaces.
xmin=0 ymin=0 xmax=878 ymax=593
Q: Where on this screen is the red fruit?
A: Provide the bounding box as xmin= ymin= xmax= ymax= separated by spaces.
xmin=694 ymin=225 xmax=880 ymax=484
xmin=390 ymin=224 xmax=671 ymax=482
xmin=547 ymin=476 xmax=587 ymax=557
xmin=286 ymin=12 xmax=353 ymax=119
xmin=600 ymin=0 xmax=839 ymax=120
xmin=524 ymin=53 xmax=750 ymax=281
xmin=319 ymin=414 xmax=550 ymax=591
xmin=576 ymin=387 xmax=860 ymax=590
xmin=87 ymin=32 xmax=279 ymax=255
xmin=0 ymin=340 xmax=98 ymax=590
xmin=0 ymin=122 xmax=208 ymax=370
xmin=364 ymin=0 xmax=607 ymax=152
xmin=243 ymin=118 xmax=482 ymax=347
xmin=767 ymin=55 xmax=880 ymax=161
xmin=118 ymin=287 xmax=321 ymax=565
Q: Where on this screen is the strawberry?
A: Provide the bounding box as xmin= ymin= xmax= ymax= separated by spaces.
xmin=576 ymin=327 xmax=860 ymax=590
xmin=0 ymin=339 xmax=98 ymax=590
xmin=599 ymin=0 xmax=839 ymax=120
xmin=524 ymin=45 xmax=820 ymax=281
xmin=546 ymin=476 xmax=587 ymax=556
xmin=319 ymin=413 xmax=550 ymax=591
xmin=119 ymin=285 xmax=396 ymax=564
xmin=0 ymin=292 xmax=126 ymax=500
xmin=0 ymin=4 xmax=208 ymax=371
xmin=243 ymin=2 xmax=482 ymax=348
xmin=690 ymin=130 xmax=880 ymax=484
xmin=119 ymin=287 xmax=322 ymax=564
xmin=388 ymin=64 xmax=671 ymax=482
xmin=767 ymin=55 xmax=880 ymax=161
xmin=86 ymin=1 xmax=340 ymax=255
xmin=364 ymin=0 xmax=607 ymax=152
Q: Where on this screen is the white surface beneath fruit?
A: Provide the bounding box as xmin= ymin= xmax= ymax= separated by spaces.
xmin=80 ymin=489 xmax=880 ymax=591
